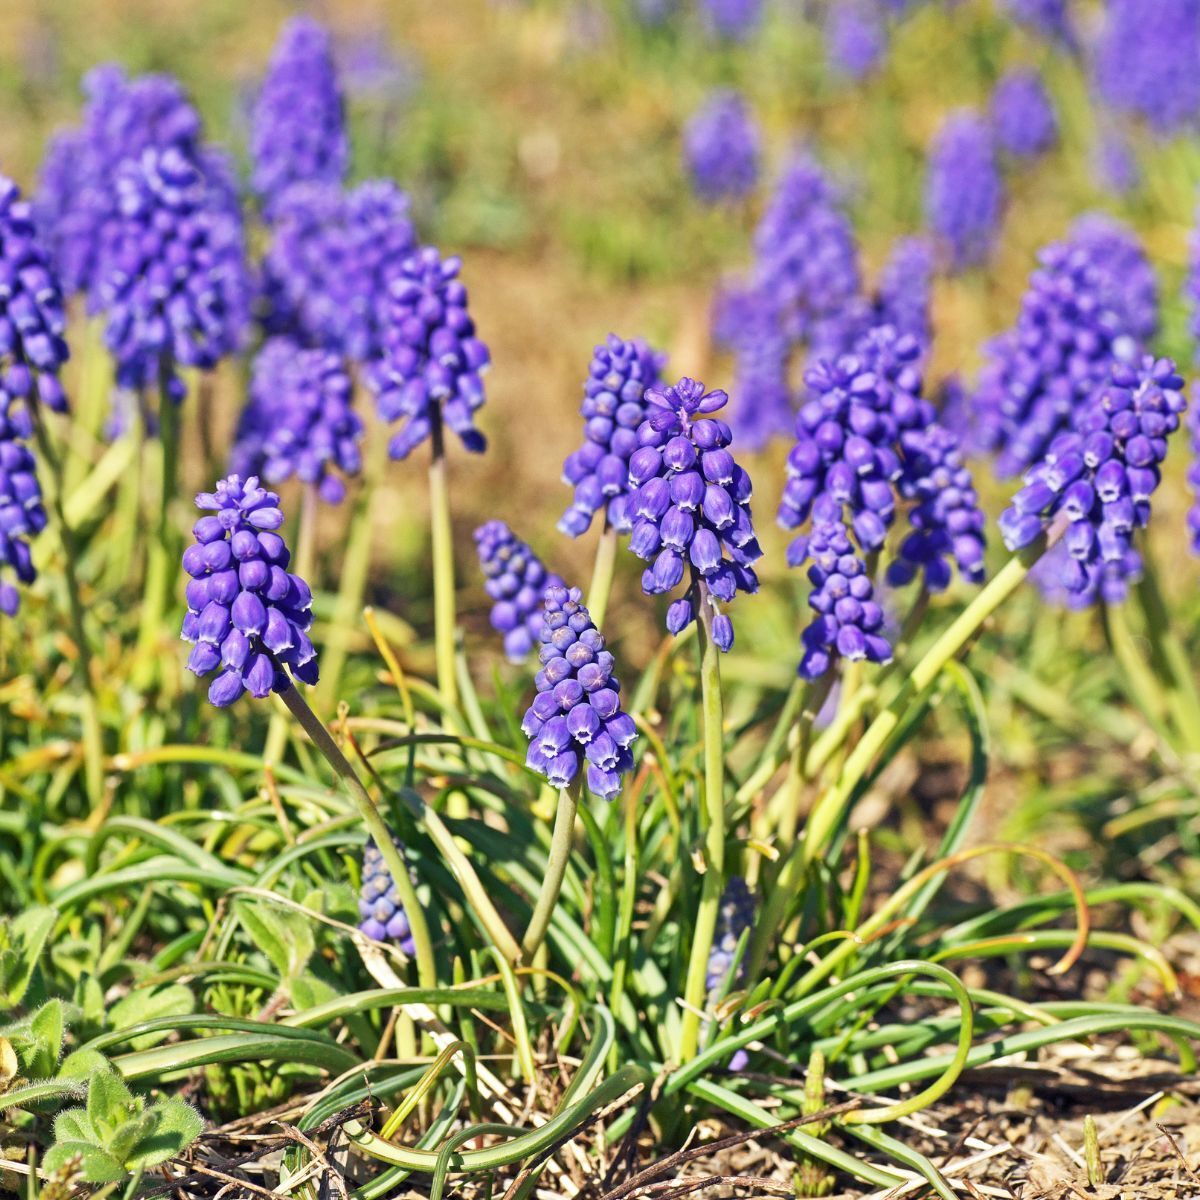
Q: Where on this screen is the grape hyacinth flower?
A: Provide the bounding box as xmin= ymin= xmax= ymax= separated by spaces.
xmin=1094 ymin=128 xmax=1139 ymax=196
xmin=1001 ymin=0 xmax=1076 ymax=48
xmin=181 ymin=475 xmax=319 ymax=707
xmin=924 ymin=110 xmax=1003 ymax=272
xmin=358 ymin=833 xmax=417 ymax=953
xmin=368 ymin=246 xmax=490 ymax=460
xmin=991 ymin=70 xmax=1058 ymax=159
xmin=999 ymin=357 xmax=1186 ymax=605
xmin=250 ymin=17 xmax=348 ymax=214
xmin=0 ymin=177 xmax=70 ymax=413
xmin=1187 ymin=385 xmax=1200 ymax=553
xmin=560 ymin=334 xmax=665 ymax=537
xmin=1070 ymin=214 xmax=1158 ymax=343
xmin=825 ymin=1 xmax=886 ymax=81
xmin=683 ymin=90 xmax=760 ymax=204
xmin=475 ymin=520 xmax=564 ymax=662
xmin=0 ymin=392 xmax=46 ymax=616
xmin=875 ymin=236 xmax=934 ymax=346
xmin=705 ymin=877 xmax=755 ymax=994
xmin=231 ymin=338 xmax=362 ymax=504
xmin=627 ymin=378 xmax=762 ymax=651
xmin=700 ymin=0 xmax=762 ymax=41
xmin=92 ymin=145 xmax=252 ymax=400
xmin=521 ymin=585 xmax=636 ymax=800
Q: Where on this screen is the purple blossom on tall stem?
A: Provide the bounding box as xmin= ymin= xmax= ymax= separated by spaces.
xmin=0 ymin=392 xmax=46 ymax=617
xmin=991 ymin=70 xmax=1058 ymax=159
xmin=1070 ymin=214 xmax=1158 ymax=343
xmin=875 ymin=236 xmax=934 ymax=346
xmin=924 ymin=110 xmax=1004 ymax=272
xmin=475 ymin=520 xmax=564 ymax=662
xmin=825 ymin=1 xmax=886 ymax=81
xmin=683 ymin=91 xmax=760 ymax=204
xmin=250 ymin=17 xmax=348 ymax=214
xmin=627 ymin=378 xmax=761 ymax=651
xmin=1001 ymin=0 xmax=1076 ymax=48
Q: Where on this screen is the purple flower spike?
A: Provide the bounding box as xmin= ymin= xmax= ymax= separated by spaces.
xmin=700 ymin=0 xmax=762 ymax=41
xmin=0 ymin=392 xmax=46 ymax=617
xmin=181 ymin=475 xmax=318 ymax=707
xmin=924 ymin=110 xmax=1003 ymax=272
xmin=475 ymin=520 xmax=564 ymax=662
xmin=358 ymin=833 xmax=416 ymax=953
xmin=368 ymin=246 xmax=489 ymax=460
xmin=1001 ymin=0 xmax=1077 ymax=48
xmin=1000 ymin=357 xmax=1186 ymax=605
xmin=232 ymin=338 xmax=362 ymax=504
xmin=992 ymin=70 xmax=1058 ymax=159
xmin=826 ymin=1 xmax=886 ymax=81
xmin=560 ymin=334 xmax=665 ymax=537
xmin=876 ymin=236 xmax=934 ymax=346
xmin=1187 ymin=384 xmax=1200 ymax=554
xmin=521 ymin=585 xmax=636 ymax=800
xmin=627 ymin=378 xmax=761 ymax=650
xmin=0 ymin=177 xmax=70 ymax=413
xmin=706 ymin=877 xmax=755 ymax=994
xmin=251 ymin=17 xmax=348 ymax=215
xmin=684 ymin=90 xmax=760 ymax=204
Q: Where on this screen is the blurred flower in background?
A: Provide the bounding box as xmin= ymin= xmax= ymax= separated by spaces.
xmin=684 ymin=90 xmax=760 ymax=204
xmin=924 ymin=109 xmax=1003 ymax=272
xmin=991 ymin=69 xmax=1058 ymax=159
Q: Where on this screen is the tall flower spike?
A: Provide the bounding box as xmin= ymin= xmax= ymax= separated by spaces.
xmin=683 ymin=90 xmax=760 ymax=204
xmin=250 ymin=17 xmax=348 ymax=215
xmin=232 ymin=338 xmax=362 ymax=504
xmin=0 ymin=177 xmax=70 ymax=413
xmin=368 ymin=246 xmax=490 ymax=460
xmin=825 ymin=1 xmax=886 ymax=81
xmin=1070 ymin=214 xmax=1158 ymax=344
xmin=1001 ymin=0 xmax=1076 ymax=48
xmin=627 ymin=378 xmax=761 ymax=651
xmin=560 ymin=334 xmax=665 ymax=537
xmin=0 ymin=391 xmax=46 ymax=616
xmin=924 ymin=110 xmax=1003 ymax=272
xmin=358 ymin=832 xmax=416 ymax=953
xmin=705 ymin=877 xmax=755 ymax=994
xmin=991 ymin=69 xmax=1058 ymax=159
xmin=700 ymin=0 xmax=762 ymax=41
xmin=875 ymin=236 xmax=934 ymax=346
xmin=1187 ymin=384 xmax=1200 ymax=554
xmin=521 ymin=585 xmax=636 ymax=800
xmin=999 ymin=357 xmax=1186 ymax=605
xmin=181 ymin=475 xmax=319 ymax=707
xmin=475 ymin=520 xmax=564 ymax=662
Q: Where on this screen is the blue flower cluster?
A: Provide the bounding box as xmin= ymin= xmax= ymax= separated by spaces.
xmin=991 ymin=70 xmax=1058 ymax=159
xmin=0 ymin=178 xmax=70 ymax=413
xmin=181 ymin=475 xmax=319 ymax=707
xmin=358 ymin=834 xmax=416 ymax=953
xmin=232 ymin=338 xmax=362 ymax=504
xmin=250 ymin=17 xmax=348 ymax=214
xmin=367 ymin=246 xmax=490 ymax=460
xmin=475 ymin=520 xmax=564 ymax=662
xmin=825 ymin=1 xmax=885 ymax=81
xmin=705 ymin=877 xmax=755 ymax=995
xmin=521 ymin=585 xmax=636 ymax=800
xmin=560 ymin=334 xmax=665 ymax=537
xmin=700 ymin=0 xmax=762 ymax=40
xmin=683 ymin=90 xmax=760 ymax=204
xmin=924 ymin=110 xmax=1003 ymax=272
xmin=1188 ymin=385 xmax=1200 ymax=554
xmin=1001 ymin=0 xmax=1076 ymax=47
xmin=0 ymin=394 xmax=45 ymax=617
xmin=627 ymin=378 xmax=761 ymax=651
xmin=875 ymin=236 xmax=934 ymax=346
xmin=1000 ymin=357 xmax=1186 ymax=604
xmin=1069 ymin=214 xmax=1158 ymax=344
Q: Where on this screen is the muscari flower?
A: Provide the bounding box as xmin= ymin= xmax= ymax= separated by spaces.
xmin=1070 ymin=214 xmax=1158 ymax=344
xmin=91 ymin=145 xmax=252 ymax=401
xmin=627 ymin=378 xmax=761 ymax=651
xmin=0 ymin=392 xmax=46 ymax=616
xmin=1094 ymin=127 xmax=1139 ymax=196
xmin=0 ymin=177 xmax=70 ymax=413
xmin=826 ymin=1 xmax=886 ymax=81
xmin=475 ymin=520 xmax=564 ymax=662
xmin=521 ymin=585 xmax=636 ymax=800
xmin=251 ymin=17 xmax=348 ymax=214
xmin=700 ymin=0 xmax=762 ymax=41
xmin=358 ymin=833 xmax=416 ymax=952
xmin=924 ymin=110 xmax=1003 ymax=272
xmin=232 ymin=337 xmax=362 ymax=504
xmin=992 ymin=69 xmax=1058 ymax=159
xmin=875 ymin=236 xmax=934 ymax=346
xmin=181 ymin=475 xmax=319 ymax=707
xmin=706 ymin=877 xmax=755 ymax=995
xmin=1000 ymin=357 xmax=1185 ymax=605
xmin=1187 ymin=384 xmax=1200 ymax=553
xmin=560 ymin=334 xmax=665 ymax=537
xmin=1001 ymin=0 xmax=1076 ymax=48
xmin=683 ymin=90 xmax=760 ymax=204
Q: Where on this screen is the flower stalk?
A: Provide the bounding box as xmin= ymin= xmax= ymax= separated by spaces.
xmin=429 ymin=410 xmax=459 ymax=718
xmin=520 ymin=775 xmax=583 ymax=961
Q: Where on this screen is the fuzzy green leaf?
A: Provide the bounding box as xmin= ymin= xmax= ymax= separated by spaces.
xmin=42 ymin=1140 xmax=125 ymax=1183
xmin=236 ymin=900 xmax=314 ymax=983
xmin=0 ymin=906 xmax=56 ymax=1007
xmin=86 ymin=1070 xmax=136 ymax=1139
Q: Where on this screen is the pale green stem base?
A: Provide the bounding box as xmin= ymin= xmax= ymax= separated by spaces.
xmin=1135 ymin=558 xmax=1200 ymax=755
xmin=586 ymin=520 xmax=618 ymax=630
xmin=428 ymin=416 xmax=458 ymax=719
xmin=520 ymin=777 xmax=583 ymax=961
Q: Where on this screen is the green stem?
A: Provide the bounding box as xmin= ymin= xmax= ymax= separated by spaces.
xmin=585 ymin=518 xmax=618 ymax=629
xmin=608 ymin=778 xmax=640 ymax=1067
xmin=1134 ymin=557 xmax=1200 ymax=754
xmin=677 ymin=583 xmax=726 ymax=1063
xmin=428 ymin=412 xmax=458 ymax=718
xmin=520 ymin=777 xmax=583 ymax=961
xmin=277 ymin=682 xmax=438 ymax=991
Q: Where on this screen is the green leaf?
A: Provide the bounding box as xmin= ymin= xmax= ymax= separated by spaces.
xmin=52 ymin=1107 xmax=95 ymax=1145
xmin=86 ymin=1070 xmax=136 ymax=1140
xmin=58 ymin=1048 xmax=111 ymax=1079
xmin=109 ymin=985 xmax=195 ymax=1050
xmin=4 ymin=999 xmax=64 ymax=1080
xmin=236 ymin=901 xmax=314 ymax=984
xmin=0 ymin=906 xmax=57 ymax=1006
xmin=124 ymin=1098 xmax=203 ymax=1170
xmin=43 ymin=1140 xmax=126 ymax=1183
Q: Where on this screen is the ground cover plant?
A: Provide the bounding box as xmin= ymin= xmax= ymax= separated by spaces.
xmin=3 ymin=0 xmax=1200 ymax=1196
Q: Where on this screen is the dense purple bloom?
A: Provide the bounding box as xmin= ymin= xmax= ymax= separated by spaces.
xmin=1001 ymin=0 xmax=1076 ymax=47
xmin=1000 ymin=357 xmax=1185 ymax=604
xmin=251 ymin=17 xmax=348 ymax=213
xmin=0 ymin=393 xmax=46 ymax=617
xmin=263 ymin=180 xmax=416 ymax=361
xmin=706 ymin=877 xmax=755 ymax=994
xmin=627 ymin=378 xmax=761 ymax=651
xmin=1094 ymin=127 xmax=1139 ymax=195
xmin=1094 ymin=0 xmax=1200 ymax=134
xmin=368 ymin=246 xmax=489 ymax=460
xmin=924 ymin=111 xmax=1003 ymax=272
xmin=992 ymin=70 xmax=1058 ymax=158
xmin=1070 ymin=214 xmax=1158 ymax=343
xmin=91 ymin=146 xmax=252 ymax=400
xmin=1187 ymin=384 xmax=1200 ymax=552
xmin=232 ymin=338 xmax=362 ymax=504
xmin=875 ymin=236 xmax=934 ymax=345
xmin=358 ymin=834 xmax=416 ymax=953
xmin=684 ymin=91 xmax=760 ymax=204
xmin=181 ymin=475 xmax=318 ymax=707
xmin=475 ymin=520 xmax=564 ymax=662
xmin=700 ymin=0 xmax=762 ymax=40
xmin=560 ymin=334 xmax=665 ymax=537
xmin=0 ymin=178 xmax=70 ymax=413
xmin=521 ymin=585 xmax=636 ymax=799
xmin=826 ymin=1 xmax=886 ymax=81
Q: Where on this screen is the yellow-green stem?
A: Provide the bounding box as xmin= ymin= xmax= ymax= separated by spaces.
xmin=1134 ymin=557 xmax=1200 ymax=755
xmin=520 ymin=777 xmax=583 ymax=961
xmin=586 ymin=519 xmax=618 ymax=630
xmin=428 ymin=413 xmax=458 ymax=718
